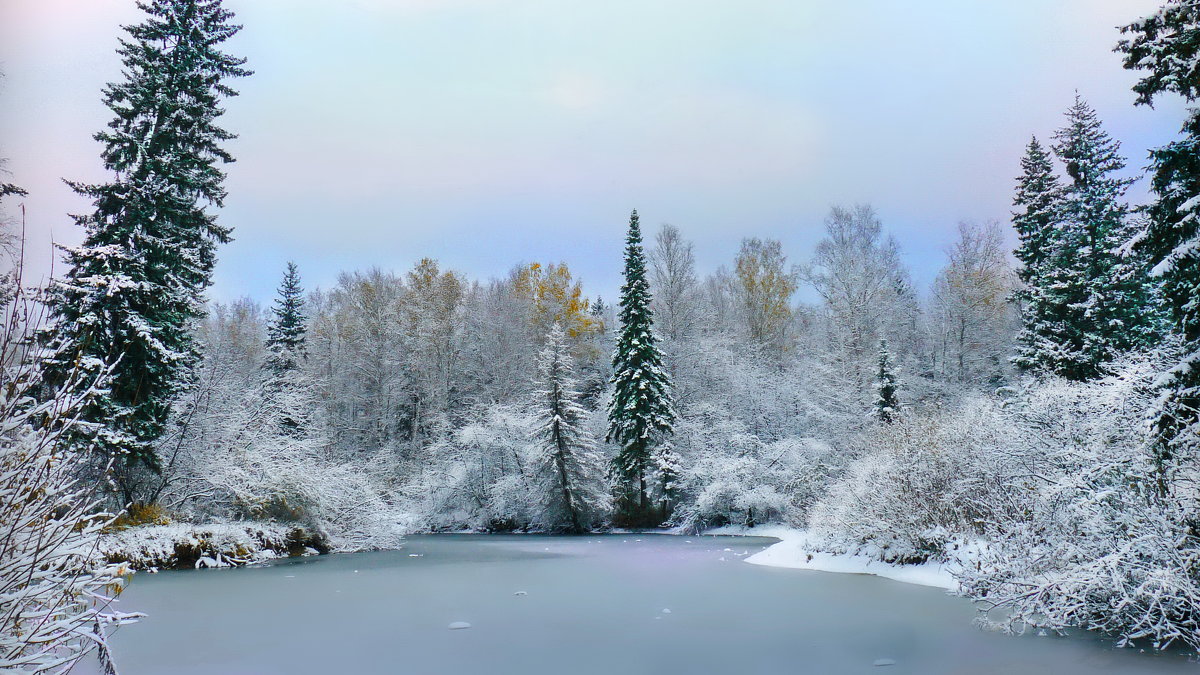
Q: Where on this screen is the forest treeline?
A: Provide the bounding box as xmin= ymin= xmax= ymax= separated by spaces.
xmin=3 ymin=0 xmax=1200 ymax=670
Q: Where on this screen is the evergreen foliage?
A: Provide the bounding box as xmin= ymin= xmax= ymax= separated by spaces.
xmin=606 ymin=210 xmax=675 ymax=525
xmin=1054 ymin=96 xmax=1157 ymax=370
xmin=1012 ymin=136 xmax=1068 ymax=374
xmin=1118 ymin=1 xmax=1200 ymax=491
xmin=265 ymin=262 xmax=307 ymax=375
xmin=37 ymin=0 xmax=249 ymax=496
xmin=874 ymin=339 xmax=900 ymax=423
xmin=262 ymin=262 xmax=310 ymax=434
xmin=1013 ymin=96 xmax=1157 ymax=380
xmin=530 ymin=323 xmax=607 ymax=533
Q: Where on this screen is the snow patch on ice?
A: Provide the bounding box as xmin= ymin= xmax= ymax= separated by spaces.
xmin=701 ymin=525 xmax=960 ymax=591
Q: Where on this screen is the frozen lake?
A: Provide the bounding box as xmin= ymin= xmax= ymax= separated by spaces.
xmin=97 ymin=534 xmax=1196 ymax=674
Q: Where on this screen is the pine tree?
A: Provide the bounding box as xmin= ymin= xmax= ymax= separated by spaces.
xmin=265 ymin=262 xmax=307 ymax=375
xmin=1053 ymin=95 xmax=1154 ymax=376
xmin=37 ymin=0 xmax=249 ymax=501
xmin=1118 ymin=2 xmax=1200 ymax=492
xmin=263 ymin=262 xmax=310 ymax=434
xmin=1011 ymin=136 xmax=1069 ymax=374
xmin=606 ymin=209 xmax=675 ymax=525
xmin=530 ymin=323 xmax=608 ymax=533
xmin=1013 ymin=97 xmax=1154 ymax=381
xmin=874 ymin=339 xmax=900 ymax=423
xmin=591 ymin=295 xmax=607 ymax=333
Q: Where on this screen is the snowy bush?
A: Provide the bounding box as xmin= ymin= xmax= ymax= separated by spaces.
xmin=809 ymin=399 xmax=1020 ymax=564
xmin=161 ymin=373 xmax=411 ymax=552
xmin=416 ymin=406 xmax=539 ymax=531
xmin=1 ymin=289 xmax=137 ymax=672
xmin=670 ymin=406 xmax=836 ymax=532
xmin=959 ymin=355 xmax=1200 ymax=651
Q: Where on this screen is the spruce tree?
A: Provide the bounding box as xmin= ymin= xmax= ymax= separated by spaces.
xmin=1053 ymin=95 xmax=1153 ymax=376
xmin=1011 ymin=136 xmax=1069 ymax=374
xmin=531 ymin=323 xmax=607 ymax=533
xmin=263 ymin=262 xmax=310 ymax=434
xmin=37 ymin=0 xmax=249 ymax=500
xmin=1118 ymin=2 xmax=1200 ymax=491
xmin=1013 ymin=97 xmax=1153 ymax=381
xmin=874 ymin=339 xmax=900 ymax=423
xmin=265 ymin=262 xmax=308 ymax=375
xmin=606 ymin=209 xmax=675 ymax=525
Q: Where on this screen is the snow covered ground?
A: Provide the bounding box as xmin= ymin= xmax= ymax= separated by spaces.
xmin=703 ymin=525 xmax=960 ymax=591
xmin=98 ymin=522 xmax=324 ymax=570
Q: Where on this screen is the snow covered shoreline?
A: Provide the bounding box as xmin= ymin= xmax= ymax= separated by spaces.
xmin=102 ymin=522 xmax=963 ymax=591
xmin=701 ymin=525 xmax=960 ymax=591
xmin=99 ymin=522 xmax=328 ymax=570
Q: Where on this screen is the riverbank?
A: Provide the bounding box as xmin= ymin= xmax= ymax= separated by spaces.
xmin=701 ymin=525 xmax=961 ymax=591
xmin=99 ymin=522 xmax=328 ymax=570
xmin=102 ymin=520 xmax=970 ymax=589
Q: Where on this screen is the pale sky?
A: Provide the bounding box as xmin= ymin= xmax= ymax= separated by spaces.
xmin=0 ymin=0 xmax=1189 ymax=303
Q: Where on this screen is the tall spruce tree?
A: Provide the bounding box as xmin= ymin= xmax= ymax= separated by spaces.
xmin=264 ymin=262 xmax=309 ymax=434
xmin=1118 ymin=2 xmax=1200 ymax=492
xmin=531 ymin=323 xmax=608 ymax=533
xmin=1014 ymin=96 xmax=1152 ymax=381
xmin=874 ymin=339 xmax=900 ymax=423
xmin=606 ymin=210 xmax=675 ymax=525
xmin=1054 ymin=95 xmax=1154 ymax=374
xmin=1011 ymin=136 xmax=1069 ymax=374
xmin=265 ymin=262 xmax=307 ymax=375
xmin=38 ymin=0 xmax=249 ymax=501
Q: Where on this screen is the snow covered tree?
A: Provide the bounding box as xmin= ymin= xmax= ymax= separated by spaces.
xmin=732 ymin=237 xmax=798 ymax=357
xmin=607 ymin=210 xmax=675 ymax=526
xmin=649 ymin=224 xmax=702 ymax=344
xmin=37 ymin=0 xmax=250 ymax=503
xmin=264 ymin=262 xmax=307 ymax=376
xmin=931 ymin=221 xmax=1018 ymax=385
xmin=649 ymin=224 xmax=704 ymax=409
xmin=1017 ymin=96 xmax=1149 ymax=381
xmin=1055 ymin=95 xmax=1156 ymax=366
xmin=1118 ymin=1 xmax=1200 ymax=493
xmin=874 ymin=339 xmax=900 ymax=423
xmin=651 ymin=441 xmax=682 ymax=518
xmin=512 ymin=261 xmax=600 ymax=343
xmin=805 ymin=205 xmax=915 ymax=400
xmin=400 ymin=258 xmax=464 ymax=448
xmin=261 ymin=263 xmax=313 ymax=436
xmin=529 ymin=323 xmax=608 ymax=533
xmin=1014 ymin=97 xmax=1157 ymax=380
xmin=1011 ymin=136 xmax=1068 ymax=374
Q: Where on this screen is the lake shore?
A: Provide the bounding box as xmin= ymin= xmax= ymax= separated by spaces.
xmin=698 ymin=525 xmax=961 ymax=591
